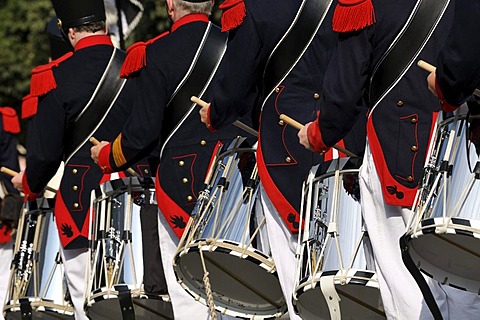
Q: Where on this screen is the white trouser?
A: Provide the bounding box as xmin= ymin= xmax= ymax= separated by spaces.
xmin=256 ymin=185 xmax=301 ymax=320
xmin=157 ymin=210 xmax=234 ymax=320
xmin=0 ymin=242 xmax=13 ymax=320
xmin=360 ymin=141 xmax=480 ymax=319
xmin=61 ymin=248 xmax=89 ymax=320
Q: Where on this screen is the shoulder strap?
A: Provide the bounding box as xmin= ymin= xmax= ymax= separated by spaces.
xmin=369 ymin=0 xmax=451 ymax=110
xmin=159 ymin=23 xmax=227 ymax=158
xmin=64 ymin=48 xmax=126 ymax=163
xmin=261 ymin=0 xmax=334 ymax=107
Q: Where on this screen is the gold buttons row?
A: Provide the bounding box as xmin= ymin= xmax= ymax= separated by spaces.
xmin=273 ymin=87 xmax=320 ymax=100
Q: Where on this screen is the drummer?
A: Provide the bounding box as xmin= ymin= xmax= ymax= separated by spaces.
xmin=0 ymin=107 xmax=21 ymax=320
xmin=11 ymin=0 xmax=143 ymax=318
xmin=90 ymin=0 xmax=249 ymax=318
xmin=298 ymin=0 xmax=480 ymax=318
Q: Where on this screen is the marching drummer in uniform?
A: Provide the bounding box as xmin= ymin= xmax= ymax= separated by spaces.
xmin=11 ymin=0 xmax=143 ymax=318
xmin=90 ymin=0 xmax=249 ymax=318
xmin=0 ymin=107 xmax=21 ymax=320
xmin=298 ymin=0 xmax=480 ymax=318
xmin=200 ymin=0 xmax=367 ymax=318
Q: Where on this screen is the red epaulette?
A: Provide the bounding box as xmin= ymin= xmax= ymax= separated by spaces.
xmin=21 ymin=94 xmax=38 ymax=119
xmin=120 ymin=31 xmax=170 ymax=78
xmin=219 ymin=0 xmax=246 ymax=32
xmin=0 ymin=107 xmax=20 ymax=134
xmin=29 ymin=51 xmax=74 ymax=98
xmin=332 ymin=0 xmax=376 ymax=33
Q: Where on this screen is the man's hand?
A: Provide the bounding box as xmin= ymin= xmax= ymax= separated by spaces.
xmin=199 ymin=103 xmax=210 ymax=126
xmin=298 ymin=122 xmax=314 ymax=151
xmin=90 ymin=141 xmax=109 ymax=164
xmin=427 ymin=71 xmax=438 ymax=97
xmin=11 ymin=170 xmax=24 ymax=192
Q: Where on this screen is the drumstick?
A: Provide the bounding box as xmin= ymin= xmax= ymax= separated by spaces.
xmin=417 ymin=60 xmax=480 ymax=97
xmin=1 ymin=166 xmax=57 ymax=194
xmin=89 ymin=137 xmax=140 ymax=177
xmin=191 ymin=96 xmax=259 ymax=137
xmin=279 ymin=114 xmax=359 ymax=158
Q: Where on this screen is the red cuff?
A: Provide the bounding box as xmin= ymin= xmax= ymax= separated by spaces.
xmin=98 ymin=143 xmax=114 ymax=174
xmin=22 ymin=172 xmax=39 ymax=201
xmin=307 ymin=119 xmax=330 ymax=154
xmin=206 ymin=104 xmax=217 ymax=132
xmin=435 ymin=78 xmax=458 ymax=112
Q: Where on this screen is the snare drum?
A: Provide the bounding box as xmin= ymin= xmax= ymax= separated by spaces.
xmin=4 ymin=198 xmax=74 ymax=320
xmin=173 ymin=138 xmax=286 ymax=319
xmin=86 ymin=177 xmax=173 ymax=320
xmin=405 ymin=112 xmax=480 ymax=292
xmin=293 ymin=158 xmax=384 ymax=319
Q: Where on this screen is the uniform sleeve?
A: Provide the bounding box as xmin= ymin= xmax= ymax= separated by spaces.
xmin=209 ymin=7 xmax=263 ymax=129
xmin=101 ymin=57 xmax=167 ymax=172
xmin=436 ymin=0 xmax=480 ymax=106
xmin=0 ymin=124 xmax=20 ymax=195
xmin=24 ymin=91 xmax=65 ymax=195
xmin=309 ymin=29 xmax=372 ymax=150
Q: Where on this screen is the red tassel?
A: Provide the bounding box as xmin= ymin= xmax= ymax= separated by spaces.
xmin=219 ymin=0 xmax=246 ymax=32
xmin=21 ymin=94 xmax=38 ymax=119
xmin=332 ymin=0 xmax=376 ymax=33
xmin=120 ymin=42 xmax=147 ymax=78
xmin=30 ymin=64 xmax=57 ymax=97
xmin=0 ymin=107 xmax=21 ymax=134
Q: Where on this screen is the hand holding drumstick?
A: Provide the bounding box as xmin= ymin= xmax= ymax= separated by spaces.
xmin=1 ymin=166 xmax=57 ymax=194
xmin=280 ymin=114 xmax=358 ymax=158
xmin=89 ymin=137 xmax=140 ymax=177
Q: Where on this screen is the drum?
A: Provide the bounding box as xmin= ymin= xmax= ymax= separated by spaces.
xmin=86 ymin=177 xmax=173 ymax=320
xmin=3 ymin=198 xmax=74 ymax=320
xmin=293 ymin=158 xmax=385 ymax=319
xmin=173 ymin=137 xmax=286 ymax=319
xmin=404 ymin=112 xmax=480 ymax=292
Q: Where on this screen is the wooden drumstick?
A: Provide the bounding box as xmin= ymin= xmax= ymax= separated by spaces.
xmin=279 ymin=114 xmax=359 ymax=158
xmin=418 ymin=60 xmax=480 ymax=97
xmin=191 ymin=96 xmax=258 ymax=137
xmin=89 ymin=137 xmax=140 ymax=177
xmin=1 ymin=166 xmax=57 ymax=194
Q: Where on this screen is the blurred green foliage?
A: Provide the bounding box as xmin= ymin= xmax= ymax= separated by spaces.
xmin=0 ymin=0 xmax=221 ymax=144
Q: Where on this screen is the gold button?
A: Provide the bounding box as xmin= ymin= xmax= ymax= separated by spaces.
xmin=200 ymin=140 xmax=207 ymax=146
xmin=397 ymin=100 xmax=404 ymax=107
xmin=72 ymin=168 xmax=78 ymax=174
xmin=187 ymin=195 xmax=193 ymax=202
xmin=278 ymin=120 xmax=285 ymax=126
xmin=144 ymin=169 xmax=149 ymax=174
xmin=285 ymin=157 xmax=292 ymax=163
xmin=182 ymin=178 xmax=188 ymax=184
xmin=313 ymin=92 xmax=320 ymax=100
xmin=275 ymin=87 xmax=280 ymax=93
xmin=72 ymin=185 xmax=78 ymax=191
xmin=179 ymin=161 xmax=185 ymax=167
xmin=410 ymin=117 xmax=418 ymax=124
xmin=73 ymin=203 xmax=79 ymax=208
xmin=407 ymin=176 xmax=414 ymax=182
xmin=411 ymin=145 xmax=418 ymax=152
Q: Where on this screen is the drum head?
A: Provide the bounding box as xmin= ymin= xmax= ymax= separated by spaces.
xmin=406 ymin=217 xmax=480 ymax=292
xmin=4 ymin=299 xmax=74 ymax=320
xmin=86 ymin=289 xmax=173 ymax=320
xmin=294 ymin=270 xmax=385 ymax=319
xmin=174 ymin=241 xmax=286 ymax=318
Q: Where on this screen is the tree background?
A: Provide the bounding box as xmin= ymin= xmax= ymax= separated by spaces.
xmin=0 ymin=0 xmax=221 ymax=144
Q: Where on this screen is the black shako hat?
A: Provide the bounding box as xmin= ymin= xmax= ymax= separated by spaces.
xmin=47 ymin=17 xmax=73 ymax=60
xmin=51 ymin=0 xmax=106 ymax=31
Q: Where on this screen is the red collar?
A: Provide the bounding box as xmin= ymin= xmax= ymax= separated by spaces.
xmin=171 ymin=14 xmax=209 ymax=32
xmin=75 ymin=35 xmax=113 ymax=51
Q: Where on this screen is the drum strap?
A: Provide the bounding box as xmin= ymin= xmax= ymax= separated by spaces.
xmin=320 ymin=275 xmax=341 ymax=320
xmin=19 ymin=298 xmax=32 ymax=320
xmin=400 ymin=235 xmax=443 ymax=320
xmin=369 ymin=0 xmax=451 ymax=112
xmin=117 ymin=285 xmax=135 ymax=320
xmin=64 ymin=48 xmax=126 ymax=163
xmin=159 ymin=23 xmax=227 ymax=158
xmin=261 ymin=0 xmax=333 ymax=108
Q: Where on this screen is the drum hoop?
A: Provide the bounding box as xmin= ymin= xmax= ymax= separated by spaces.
xmin=312 ymin=168 xmax=359 ymax=185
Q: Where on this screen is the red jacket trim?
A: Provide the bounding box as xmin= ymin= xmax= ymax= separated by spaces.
xmin=435 ymin=78 xmax=458 ymax=112
xmin=98 ymin=143 xmax=114 ymax=174
xmin=54 ymin=190 xmax=87 ymax=248
xmin=307 ymin=118 xmax=330 ymax=154
xmin=22 ymin=172 xmax=39 ymax=201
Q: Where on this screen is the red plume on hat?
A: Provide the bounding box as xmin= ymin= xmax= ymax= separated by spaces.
xmin=0 ymin=107 xmax=20 ymax=134
xmin=332 ymin=0 xmax=376 ymax=33
xmin=219 ymin=0 xmax=246 ymax=32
